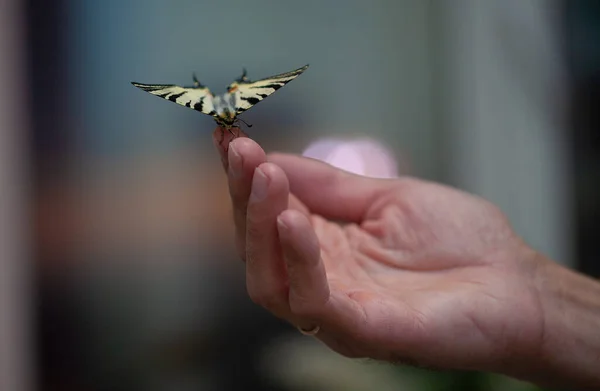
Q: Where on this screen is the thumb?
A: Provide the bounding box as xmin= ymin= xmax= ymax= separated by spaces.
xmin=268 ymin=153 xmax=396 ymax=222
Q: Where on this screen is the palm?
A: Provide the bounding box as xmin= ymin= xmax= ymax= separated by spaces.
xmin=301 ymin=179 xmax=543 ymax=370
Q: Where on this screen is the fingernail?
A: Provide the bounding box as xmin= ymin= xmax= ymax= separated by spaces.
xmin=250 ymin=167 xmax=269 ymax=201
xmin=228 ymin=143 xmax=242 ymax=177
xmin=277 ymin=216 xmax=289 ymax=232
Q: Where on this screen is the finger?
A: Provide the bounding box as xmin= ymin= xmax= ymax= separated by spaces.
xmin=245 ymin=162 xmax=291 ymax=317
xmin=226 ymin=138 xmax=267 ymax=260
xmin=276 ymin=210 xmax=376 ymax=346
xmin=268 ymin=153 xmax=396 ymax=222
xmin=225 ymin=139 xmax=309 ymax=260
xmin=276 ymin=209 xmax=330 ymax=329
xmin=212 ymin=126 xmax=248 ymax=172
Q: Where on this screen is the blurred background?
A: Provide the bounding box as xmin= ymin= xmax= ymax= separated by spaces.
xmin=0 ymin=0 xmax=598 ymax=390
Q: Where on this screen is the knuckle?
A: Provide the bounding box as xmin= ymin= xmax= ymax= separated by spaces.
xmin=245 ymin=221 xmax=260 ymax=239
xmin=248 ymin=290 xmax=280 ymax=311
xmin=289 ymin=298 xmax=312 ymax=317
xmin=231 ymin=188 xmax=249 ymax=209
xmin=227 ymin=175 xmax=244 ymax=200
xmin=235 ymin=236 xmax=246 ymax=262
xmin=245 ymin=241 xmax=262 ymax=264
xmin=246 ymin=203 xmax=269 ymax=221
xmin=245 ymin=220 xmax=268 ymax=242
xmin=233 ymin=206 xmax=247 ymax=227
xmin=247 ymin=289 xmax=264 ymax=306
xmin=289 ymin=293 xmax=324 ymax=318
xmin=233 ymin=222 xmax=247 ymax=259
xmin=247 ymin=283 xmax=287 ymax=312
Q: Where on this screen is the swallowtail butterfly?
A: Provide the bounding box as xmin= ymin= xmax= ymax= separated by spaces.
xmin=131 ymin=64 xmax=309 ymax=137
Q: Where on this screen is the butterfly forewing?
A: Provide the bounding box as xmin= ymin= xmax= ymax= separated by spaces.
xmin=130 ymin=82 xmax=216 ymax=117
xmin=230 ymin=64 xmax=309 ymax=114
xmin=131 ymin=64 xmax=309 ymax=128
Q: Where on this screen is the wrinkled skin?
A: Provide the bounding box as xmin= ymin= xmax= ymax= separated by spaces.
xmin=213 ymin=128 xmax=544 ymax=375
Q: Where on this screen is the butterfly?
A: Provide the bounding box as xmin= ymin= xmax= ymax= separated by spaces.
xmin=131 ymin=64 xmax=309 ymax=140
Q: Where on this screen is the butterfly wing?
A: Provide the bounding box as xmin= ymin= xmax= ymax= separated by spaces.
xmin=130 ymin=81 xmax=216 ymax=117
xmin=228 ymin=64 xmax=309 ymax=115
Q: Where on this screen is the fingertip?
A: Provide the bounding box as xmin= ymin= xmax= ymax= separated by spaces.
xmin=211 ymin=127 xmax=224 ymax=145
xmin=276 ymin=209 xmax=320 ymax=264
xmin=212 ymin=127 xmax=228 ymax=170
xmin=246 ymin=163 xmax=290 ymax=224
xmin=277 ymin=209 xmax=310 ymax=236
xmin=256 ymin=160 xmax=280 ymax=174
xmin=213 ymin=127 xmax=256 ymax=171
xmin=254 ymin=162 xmax=290 ymax=194
xmin=231 ymin=137 xmax=264 ymax=160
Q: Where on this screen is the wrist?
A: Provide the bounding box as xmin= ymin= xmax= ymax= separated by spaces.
xmin=517 ymin=254 xmax=600 ymax=388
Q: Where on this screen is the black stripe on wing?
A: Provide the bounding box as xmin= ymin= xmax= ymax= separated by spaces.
xmin=131 ymin=82 xmax=215 ymax=117
xmin=230 ymin=64 xmax=309 ymax=114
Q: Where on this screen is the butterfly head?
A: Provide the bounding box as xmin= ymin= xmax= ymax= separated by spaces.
xmin=213 ymin=115 xmax=252 ymax=131
xmin=214 ymin=116 xmax=235 ymax=129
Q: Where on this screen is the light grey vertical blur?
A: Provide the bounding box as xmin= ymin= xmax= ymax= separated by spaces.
xmin=440 ymin=0 xmax=572 ymax=265
xmin=0 ymin=0 xmax=35 ymax=390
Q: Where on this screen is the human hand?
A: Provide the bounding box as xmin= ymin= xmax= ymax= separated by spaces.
xmin=213 ymin=130 xmax=600 ymax=388
xmin=213 ymin=130 xmax=545 ymax=371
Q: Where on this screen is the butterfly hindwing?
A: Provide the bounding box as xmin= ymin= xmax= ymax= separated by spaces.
xmin=130 ymin=82 xmax=216 ymax=117
xmin=228 ymin=64 xmax=309 ymax=114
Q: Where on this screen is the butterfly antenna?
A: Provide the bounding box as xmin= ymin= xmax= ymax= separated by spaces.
xmin=237 ymin=117 xmax=253 ymax=128
xmin=192 ymin=72 xmax=202 ymax=87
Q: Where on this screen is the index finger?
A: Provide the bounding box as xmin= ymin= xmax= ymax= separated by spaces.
xmin=267 ymin=153 xmax=394 ymax=222
xmin=212 ymin=126 xmax=249 ymax=172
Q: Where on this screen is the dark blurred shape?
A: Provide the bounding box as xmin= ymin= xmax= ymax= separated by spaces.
xmin=564 ymin=0 xmax=600 ymax=278
xmin=24 ymin=0 xmax=85 ymax=389
xmin=25 ymin=0 xmax=71 ymax=175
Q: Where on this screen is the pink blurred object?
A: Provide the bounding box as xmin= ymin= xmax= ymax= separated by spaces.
xmin=302 ymin=138 xmax=405 ymax=178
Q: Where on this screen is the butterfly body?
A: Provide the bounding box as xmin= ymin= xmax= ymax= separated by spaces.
xmin=211 ymin=93 xmax=239 ymax=127
xmin=131 ymin=64 xmax=309 ymax=130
